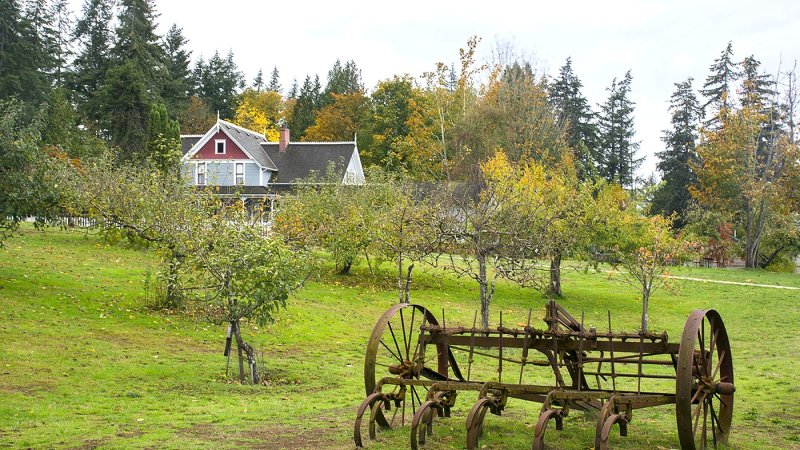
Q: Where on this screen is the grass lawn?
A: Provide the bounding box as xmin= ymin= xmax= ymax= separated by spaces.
xmin=0 ymin=227 xmax=798 ymax=449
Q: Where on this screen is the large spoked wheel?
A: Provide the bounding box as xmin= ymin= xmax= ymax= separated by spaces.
xmin=365 ymin=303 xmax=448 ymax=430
xmin=676 ymin=309 xmax=734 ymax=449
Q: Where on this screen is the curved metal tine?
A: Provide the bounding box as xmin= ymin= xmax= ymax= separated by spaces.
xmin=410 ymin=315 xmax=429 ymax=366
xmin=387 ymin=322 xmax=405 ymax=364
xmin=468 ymin=311 xmax=478 ymax=382
xmin=406 ymin=307 xmax=417 ymax=359
xmin=400 ymin=309 xmax=408 ymax=360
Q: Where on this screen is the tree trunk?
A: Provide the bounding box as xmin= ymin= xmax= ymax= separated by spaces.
xmin=479 ymin=256 xmax=489 ymax=328
xmin=745 ymin=237 xmax=760 ymax=269
xmin=339 ymin=258 xmax=353 ymax=275
xmin=233 ymin=319 xmax=259 ymax=384
xmin=397 ymin=253 xmax=404 ymax=303
xmin=403 ymin=263 xmax=414 ymax=304
xmin=549 ymin=253 xmax=563 ymax=298
xmin=641 ymin=288 xmax=650 ymax=333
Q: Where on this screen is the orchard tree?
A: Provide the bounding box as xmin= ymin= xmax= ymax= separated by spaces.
xmin=590 ymin=184 xmax=694 ymax=332
xmin=189 ymin=202 xmax=309 ymax=384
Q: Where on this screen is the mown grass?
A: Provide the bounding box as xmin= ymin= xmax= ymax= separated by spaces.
xmin=0 ymin=227 xmax=798 ymax=449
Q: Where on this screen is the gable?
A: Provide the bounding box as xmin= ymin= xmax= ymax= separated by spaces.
xmin=191 ymin=131 xmax=250 ymax=160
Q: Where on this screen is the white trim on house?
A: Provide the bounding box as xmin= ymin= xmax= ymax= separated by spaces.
xmin=342 ymin=146 xmax=365 ymax=185
xmin=215 ymin=139 xmax=226 ymax=154
xmin=235 ymin=162 xmax=245 ymax=185
xmin=179 ymin=134 xmax=205 ymax=138
xmin=196 ymin=162 xmax=207 ymax=185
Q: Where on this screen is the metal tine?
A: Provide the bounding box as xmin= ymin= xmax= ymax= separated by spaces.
xmin=519 ymin=308 xmax=533 ymax=384
xmin=498 ymin=311 xmax=503 ymax=383
xmin=608 ymin=310 xmax=616 ymax=392
xmin=578 ymin=309 xmax=585 ymax=391
xmin=467 ymin=311 xmax=477 ymax=382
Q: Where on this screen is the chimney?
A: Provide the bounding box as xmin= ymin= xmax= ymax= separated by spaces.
xmin=279 ymin=127 xmax=290 ymax=152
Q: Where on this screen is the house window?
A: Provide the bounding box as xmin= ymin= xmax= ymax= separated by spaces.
xmin=215 ymin=139 xmax=226 ymax=154
xmin=197 ymin=162 xmax=206 ymax=185
xmin=235 ymin=163 xmax=244 ymax=185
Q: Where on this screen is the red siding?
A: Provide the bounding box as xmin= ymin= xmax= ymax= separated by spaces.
xmin=191 ymin=131 xmax=249 ymax=159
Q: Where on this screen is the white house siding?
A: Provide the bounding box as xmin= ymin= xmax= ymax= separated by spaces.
xmin=183 ymin=164 xmax=196 ymax=183
xmin=204 ymin=161 xmax=234 ymax=186
xmin=244 ymin=163 xmax=261 ymax=186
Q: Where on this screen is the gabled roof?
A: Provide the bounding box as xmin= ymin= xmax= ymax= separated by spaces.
xmin=180 ymin=120 xmax=278 ymax=171
xmin=262 ymin=142 xmax=357 ymax=184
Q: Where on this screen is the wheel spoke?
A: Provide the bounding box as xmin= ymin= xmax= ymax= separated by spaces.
xmin=387 ymin=322 xmax=405 ymax=363
xmin=709 ymin=327 xmax=718 ymax=375
xmin=714 ymin=392 xmax=729 ymax=408
xmin=400 ymin=309 xmax=408 ymax=360
xmin=702 ymin=398 xmax=708 ymax=449
xmin=407 ymin=308 xmax=416 ymax=359
xmin=690 ymin=386 xmax=703 ymax=404
xmin=712 ymin=350 xmax=726 ymax=380
xmin=379 ymin=339 xmax=403 ymax=364
xmin=692 ymin=393 xmax=707 ymax=437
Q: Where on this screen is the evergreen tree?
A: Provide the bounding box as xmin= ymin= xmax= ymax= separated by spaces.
xmin=268 ymin=66 xmax=281 ymax=93
xmin=147 ymin=101 xmax=181 ymax=171
xmin=252 ymin=68 xmax=264 ymax=91
xmin=97 ymin=60 xmax=151 ymax=161
xmin=701 ymin=42 xmax=739 ymax=127
xmin=112 ymin=0 xmax=165 ymax=90
xmin=287 ymin=78 xmax=298 ymax=99
xmin=288 ymin=75 xmax=321 ymax=139
xmin=549 ymin=57 xmax=599 ymax=179
xmin=194 ymin=50 xmax=244 ymax=120
xmin=161 ymin=24 xmax=192 ymax=117
xmin=322 ymin=59 xmax=363 ymax=106
xmin=651 ymin=78 xmax=702 ymax=227
xmin=50 ymin=0 xmax=72 ymax=86
xmin=740 ymin=55 xmax=775 ymax=110
xmin=597 ymin=71 xmax=641 ymax=187
xmin=0 ymin=0 xmax=50 ymax=103
xmin=70 ymin=0 xmax=114 ymax=123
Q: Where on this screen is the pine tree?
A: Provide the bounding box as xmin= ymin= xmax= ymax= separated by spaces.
xmin=97 ymin=60 xmax=152 ymax=161
xmin=268 ymin=66 xmax=281 ymax=93
xmin=50 ymin=0 xmax=72 ymax=87
xmin=252 ymin=68 xmax=264 ymax=91
xmin=112 ymin=0 xmax=165 ymax=90
xmin=287 ymin=78 xmax=298 ymax=99
xmin=740 ymin=55 xmax=775 ymax=110
xmin=322 ymin=59 xmax=363 ymax=106
xmin=701 ymin=42 xmax=740 ymax=128
xmin=549 ymin=57 xmax=599 ymax=179
xmin=0 ymin=0 xmax=50 ymax=103
xmin=597 ymin=71 xmax=641 ymax=187
xmin=651 ymin=78 xmax=702 ymax=227
xmin=161 ymin=24 xmax=192 ymax=118
xmin=70 ymin=0 xmax=114 ymax=123
xmin=288 ymin=75 xmax=321 ymax=139
xmin=194 ymin=50 xmax=243 ymax=120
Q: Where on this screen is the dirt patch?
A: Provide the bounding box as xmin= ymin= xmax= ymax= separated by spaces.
xmin=68 ymin=437 xmax=110 ymax=450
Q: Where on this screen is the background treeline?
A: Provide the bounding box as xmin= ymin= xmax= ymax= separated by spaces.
xmin=1 ymin=0 xmax=798 ymax=273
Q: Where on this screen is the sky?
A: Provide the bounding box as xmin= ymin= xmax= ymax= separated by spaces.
xmin=71 ymin=0 xmax=800 ymax=177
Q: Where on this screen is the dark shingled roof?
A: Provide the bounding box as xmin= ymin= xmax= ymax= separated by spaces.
xmin=181 ymin=135 xmax=202 ymax=154
xmin=217 ymin=121 xmax=278 ymax=171
xmin=262 ymin=142 xmax=356 ymax=184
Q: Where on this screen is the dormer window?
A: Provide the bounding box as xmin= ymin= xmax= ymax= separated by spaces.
xmin=215 ymin=139 xmax=226 ymax=154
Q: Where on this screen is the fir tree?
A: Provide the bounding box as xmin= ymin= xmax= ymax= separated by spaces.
xmin=739 ymin=55 xmax=775 ymax=110
xmin=146 ymin=101 xmax=181 ymax=171
xmin=322 ymin=59 xmax=363 ymax=106
xmin=597 ymin=71 xmax=641 ymax=187
xmin=549 ymin=57 xmax=599 ymax=179
xmin=268 ymin=66 xmax=281 ymax=93
xmin=252 ymin=68 xmax=264 ymax=91
xmin=97 ymin=60 xmax=152 ymax=161
xmin=161 ymin=24 xmax=192 ymax=118
xmin=112 ymin=0 xmax=165 ymax=90
xmin=70 ymin=0 xmax=114 ymax=123
xmin=287 ymin=78 xmax=298 ymax=99
xmin=0 ymin=0 xmax=50 ymax=103
xmin=288 ymin=75 xmax=321 ymax=139
xmin=651 ymin=78 xmax=702 ymax=227
xmin=701 ymin=42 xmax=739 ymax=127
xmin=194 ymin=50 xmax=243 ymax=120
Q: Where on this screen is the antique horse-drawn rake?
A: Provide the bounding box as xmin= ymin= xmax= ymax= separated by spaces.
xmin=353 ymin=301 xmax=734 ymax=449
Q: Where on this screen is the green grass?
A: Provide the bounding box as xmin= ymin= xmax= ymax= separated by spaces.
xmin=0 ymin=227 xmax=798 ymax=449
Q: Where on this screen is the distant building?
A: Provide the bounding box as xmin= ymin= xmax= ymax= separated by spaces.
xmin=180 ymin=119 xmax=365 ymax=200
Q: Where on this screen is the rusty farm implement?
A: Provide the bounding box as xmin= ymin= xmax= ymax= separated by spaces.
xmin=353 ymin=300 xmax=734 ymax=449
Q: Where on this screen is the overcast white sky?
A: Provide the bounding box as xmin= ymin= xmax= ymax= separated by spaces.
xmin=72 ymin=0 xmax=800 ymax=176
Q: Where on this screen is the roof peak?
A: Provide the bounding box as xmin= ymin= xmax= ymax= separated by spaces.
xmin=217 ymin=119 xmax=266 ymax=139
xmin=261 ymin=141 xmax=355 ymax=145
